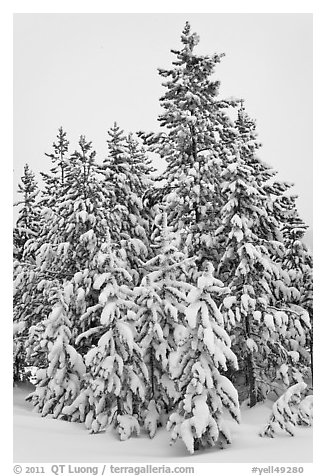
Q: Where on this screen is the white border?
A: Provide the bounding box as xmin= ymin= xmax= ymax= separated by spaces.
xmin=3 ymin=2 xmax=324 ymax=475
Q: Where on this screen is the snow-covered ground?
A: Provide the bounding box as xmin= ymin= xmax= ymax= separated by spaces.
xmin=13 ymin=384 xmax=312 ymax=463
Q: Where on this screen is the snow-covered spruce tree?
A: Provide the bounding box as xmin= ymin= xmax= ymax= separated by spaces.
xmin=134 ymin=211 xmax=194 ymax=437
xmin=215 ymin=105 xmax=311 ymax=406
xmin=140 ymin=22 xmax=239 ymax=263
xmin=259 ymin=382 xmax=307 ymax=437
xmin=13 ymin=261 xmax=56 ymax=381
xmin=29 ymin=126 xmax=71 ymax=251
xmin=216 ymin=153 xmax=276 ymax=405
xmin=20 ymin=135 xmax=115 ymax=370
xmin=243 ymin=111 xmax=313 ymax=360
xmin=19 ymin=127 xmax=70 ymax=268
xmin=167 ymin=262 xmax=240 ymax=454
xmin=14 ymin=131 xmax=71 ymax=381
xmin=13 ymin=164 xmax=41 ymax=381
xmin=13 ymin=164 xmax=40 ymax=261
xmin=26 ymin=281 xmax=85 ymax=418
xmin=257 ymin=169 xmax=312 ymax=387
xmin=33 ymin=135 xmax=110 ymax=280
xmin=62 ymin=237 xmax=148 ymax=440
xmin=19 ymin=127 xmax=71 ymax=271
xmin=281 ymin=204 xmax=313 ymax=378
xmin=100 ymin=123 xmax=152 ymax=283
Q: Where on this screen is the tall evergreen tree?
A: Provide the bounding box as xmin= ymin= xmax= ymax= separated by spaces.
xmin=13 ymin=132 xmax=71 ymax=382
xmin=216 ymin=108 xmax=311 ymax=406
xmin=21 ymin=128 xmax=71 ymax=266
xmin=282 ymin=204 xmax=313 ymax=378
xmin=13 ymin=164 xmax=41 ymax=380
xmin=18 ymin=135 xmax=113 ymax=374
xmin=101 ymin=123 xmax=152 ymax=282
xmin=34 ymin=135 xmax=109 ymax=279
xmin=140 ymin=22 xmax=239 ymax=263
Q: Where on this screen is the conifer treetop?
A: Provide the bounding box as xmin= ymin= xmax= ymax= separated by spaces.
xmin=45 ymin=127 xmax=69 ymax=164
xmin=15 ymin=163 xmax=39 ymax=211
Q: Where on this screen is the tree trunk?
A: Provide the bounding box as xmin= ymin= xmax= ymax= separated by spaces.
xmin=245 ymin=312 xmax=257 ymax=407
xmin=246 ymin=353 xmax=257 ymax=407
xmin=194 ymin=438 xmax=200 ymax=451
xmin=150 ymin=346 xmax=155 ymax=399
xmin=117 ymin=396 xmax=123 ymax=415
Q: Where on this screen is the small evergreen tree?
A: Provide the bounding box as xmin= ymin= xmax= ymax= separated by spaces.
xmin=167 ymin=262 xmax=240 ymax=453
xmin=135 ymin=212 xmax=194 ymax=437
xmin=13 ymin=261 xmax=56 ymax=379
xmin=26 ymin=282 xmax=85 ymax=418
xmin=63 ymin=237 xmax=148 ymax=440
xmin=259 ymin=382 xmax=307 ymax=437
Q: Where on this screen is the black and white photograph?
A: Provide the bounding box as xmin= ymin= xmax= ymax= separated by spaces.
xmin=12 ymin=8 xmax=315 ymax=471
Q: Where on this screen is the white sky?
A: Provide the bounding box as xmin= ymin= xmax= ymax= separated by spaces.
xmin=13 ymin=13 xmax=312 ymax=226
